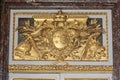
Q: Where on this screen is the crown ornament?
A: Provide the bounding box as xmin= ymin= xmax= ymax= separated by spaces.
xmin=53 ymin=10 xmax=68 ymax=22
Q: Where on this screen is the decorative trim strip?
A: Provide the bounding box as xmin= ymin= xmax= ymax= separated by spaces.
xmin=65 ymin=78 xmax=109 ymax=80
xmin=9 ymin=65 xmax=112 ymax=73
xmin=13 ymin=78 xmax=55 ymax=80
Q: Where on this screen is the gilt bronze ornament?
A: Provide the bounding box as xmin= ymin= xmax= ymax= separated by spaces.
xmin=14 ymin=10 xmax=107 ymax=65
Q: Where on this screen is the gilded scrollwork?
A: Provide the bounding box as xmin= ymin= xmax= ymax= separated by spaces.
xmin=9 ymin=65 xmax=112 ymax=73
xmin=14 ymin=10 xmax=107 ymax=65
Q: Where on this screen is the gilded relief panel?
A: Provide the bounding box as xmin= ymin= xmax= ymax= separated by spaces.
xmin=14 ymin=11 xmax=106 ymax=63
xmin=9 ymin=10 xmax=113 ymax=72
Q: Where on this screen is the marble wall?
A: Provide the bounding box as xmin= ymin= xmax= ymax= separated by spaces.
xmin=0 ymin=1 xmax=2 ymax=80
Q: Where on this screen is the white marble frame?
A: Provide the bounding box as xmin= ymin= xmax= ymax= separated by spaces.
xmin=9 ymin=73 xmax=60 ymax=80
xmin=9 ymin=9 xmax=113 ymax=66
xmin=60 ymin=73 xmax=112 ymax=80
xmin=9 ymin=73 xmax=112 ymax=80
